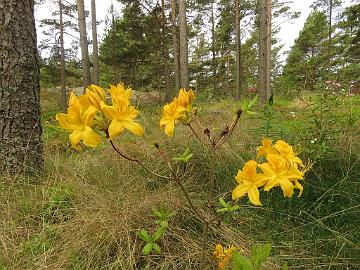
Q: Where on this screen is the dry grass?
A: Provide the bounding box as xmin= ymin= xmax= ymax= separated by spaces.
xmin=1 ymin=92 xmax=359 ymax=270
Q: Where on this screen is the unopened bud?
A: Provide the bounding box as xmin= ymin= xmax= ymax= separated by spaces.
xmin=236 ymin=109 xmax=243 ymax=117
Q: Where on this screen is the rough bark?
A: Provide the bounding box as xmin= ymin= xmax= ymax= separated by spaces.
xmin=0 ymin=0 xmax=43 ymax=174
xmin=161 ymin=0 xmax=172 ymax=101
xmin=178 ymin=0 xmax=189 ymax=89
xmin=59 ymin=0 xmax=67 ymax=111
xmin=328 ymin=0 xmax=332 ymax=74
xmin=258 ymin=0 xmax=271 ymax=103
xmin=235 ymin=0 xmax=241 ymax=99
xmin=211 ymin=2 xmax=216 ymax=96
xmin=265 ymin=0 xmax=272 ymax=100
xmin=76 ymin=0 xmax=91 ymax=89
xmin=91 ymin=0 xmax=99 ymax=85
xmin=171 ymin=0 xmax=180 ymax=91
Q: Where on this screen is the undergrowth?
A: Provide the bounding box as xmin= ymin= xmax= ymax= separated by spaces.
xmin=0 ymin=91 xmax=359 ymax=269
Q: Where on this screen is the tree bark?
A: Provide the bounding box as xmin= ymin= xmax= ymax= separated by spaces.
xmin=91 ymin=0 xmax=99 ymax=85
xmin=265 ymin=0 xmax=272 ymax=100
xmin=235 ymin=0 xmax=241 ymax=99
xmin=0 ymin=0 xmax=43 ymax=174
xmin=328 ymin=0 xmax=332 ymax=74
xmin=76 ymin=0 xmax=91 ymax=89
xmin=161 ymin=0 xmax=172 ymax=101
xmin=211 ymin=2 xmax=216 ymax=96
xmin=171 ymin=0 xmax=180 ymax=91
xmin=59 ymin=0 xmax=67 ymax=111
xmin=178 ymin=0 xmax=189 ymax=89
xmin=258 ymin=0 xmax=271 ymax=103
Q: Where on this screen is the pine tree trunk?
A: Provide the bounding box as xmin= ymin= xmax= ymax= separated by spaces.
xmin=265 ymin=0 xmax=272 ymax=100
xmin=211 ymin=2 xmax=216 ymax=96
xmin=178 ymin=0 xmax=189 ymax=89
xmin=59 ymin=0 xmax=67 ymax=111
xmin=161 ymin=0 xmax=172 ymax=101
xmin=0 ymin=0 xmax=43 ymax=174
xmin=171 ymin=0 xmax=180 ymax=91
xmin=235 ymin=0 xmax=241 ymax=99
xmin=77 ymin=0 xmax=91 ymax=89
xmin=328 ymin=0 xmax=332 ymax=74
xmin=258 ymin=0 xmax=271 ymax=103
xmin=91 ymin=0 xmax=99 ymax=85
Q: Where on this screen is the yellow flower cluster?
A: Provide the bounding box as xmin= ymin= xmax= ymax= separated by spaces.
xmin=56 ymin=83 xmax=144 ymax=149
xmin=232 ymin=138 xmax=309 ymax=206
xmin=160 ymin=88 xmax=195 ymax=137
xmin=213 ymin=244 xmax=236 ymax=269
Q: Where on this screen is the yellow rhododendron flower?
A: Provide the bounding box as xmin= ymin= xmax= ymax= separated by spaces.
xmin=160 ymin=88 xmax=195 ymax=137
xmin=86 ymin=84 xmax=106 ymax=110
xmin=177 ymin=88 xmax=195 ymax=110
xmin=273 ymin=140 xmax=304 ymax=167
xmin=256 ymin=138 xmax=277 ymax=159
xmin=100 ymin=84 xmax=144 ymax=140
xmin=258 ymin=154 xmax=305 ymax=197
xmin=232 ymin=160 xmax=267 ymax=206
xmin=213 ymin=244 xmax=236 ymax=269
xmin=56 ymin=92 xmax=101 ymax=149
xmin=159 ymin=99 xmax=187 ymax=137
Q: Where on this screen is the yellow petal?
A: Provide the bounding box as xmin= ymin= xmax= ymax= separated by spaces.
xmin=248 ymin=186 xmax=262 ymax=206
xmin=108 ymin=119 xmax=125 ymax=139
xmin=164 ymin=120 xmax=175 ymax=137
xmin=232 ymin=182 xmax=252 ymax=200
xmin=294 ymin=180 xmax=303 ymax=197
xmin=122 ymin=120 xmax=144 ymax=136
xmin=69 ymin=129 xmax=83 ymax=149
xmin=56 ymin=113 xmax=73 ymax=131
xmin=278 ymin=178 xmax=295 ymax=197
xmin=100 ymin=101 xmax=118 ymax=120
xmin=81 ymin=126 xmax=101 ymax=147
xmin=82 ymin=105 xmax=98 ymax=127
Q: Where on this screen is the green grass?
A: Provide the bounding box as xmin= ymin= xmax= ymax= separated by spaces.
xmin=0 ymin=90 xmax=359 ymax=269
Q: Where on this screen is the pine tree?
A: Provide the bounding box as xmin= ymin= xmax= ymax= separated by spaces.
xmin=0 ymin=0 xmax=43 ymax=174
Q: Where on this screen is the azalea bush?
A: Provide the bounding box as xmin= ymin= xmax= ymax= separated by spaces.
xmin=56 ymin=83 xmax=310 ymax=269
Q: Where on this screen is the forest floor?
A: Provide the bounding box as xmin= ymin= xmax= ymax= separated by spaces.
xmin=0 ymin=90 xmax=359 ymax=270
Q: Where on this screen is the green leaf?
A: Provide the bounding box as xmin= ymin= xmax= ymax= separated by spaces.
xmin=281 ymin=263 xmax=289 ymax=270
xmin=142 ymin=243 xmax=153 ymax=255
xmin=183 ymin=153 xmax=193 ymax=162
xmin=233 ymin=251 xmax=254 ymax=270
xmin=159 ymin=220 xmax=168 ymax=228
xmin=246 ymin=111 xmax=258 ymax=116
xmin=250 ymin=244 xmax=271 ymax=268
xmin=249 ymin=94 xmax=259 ymax=108
xmin=151 ymin=226 xmax=166 ymax=242
xmin=229 ymin=205 xmax=240 ymax=212
xmin=152 ymin=208 xmax=162 ymax=219
xmin=216 ymin=208 xmax=229 ymax=213
xmin=219 ymin=197 xmax=229 ymax=208
xmin=137 ymin=229 xmax=151 ymax=243
xmin=152 ymin=243 xmax=161 ymax=254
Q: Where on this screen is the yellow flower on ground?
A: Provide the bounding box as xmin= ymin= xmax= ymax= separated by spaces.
xmin=100 ymin=84 xmax=144 ymax=140
xmin=232 ymin=160 xmax=267 ymax=206
xmin=213 ymin=244 xmax=236 ymax=269
xmin=273 ymin=140 xmax=304 ymax=167
xmin=256 ymin=138 xmax=277 ymax=159
xmin=159 ymin=99 xmax=187 ymax=137
xmin=56 ymin=92 xmax=101 ymax=149
xmin=86 ymin=84 xmax=106 ymax=110
xmin=258 ymin=154 xmax=305 ymax=198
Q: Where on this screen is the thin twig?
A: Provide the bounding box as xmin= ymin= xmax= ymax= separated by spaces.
xmin=187 ymin=123 xmax=210 ymax=146
xmin=109 ymin=140 xmax=171 ymax=180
